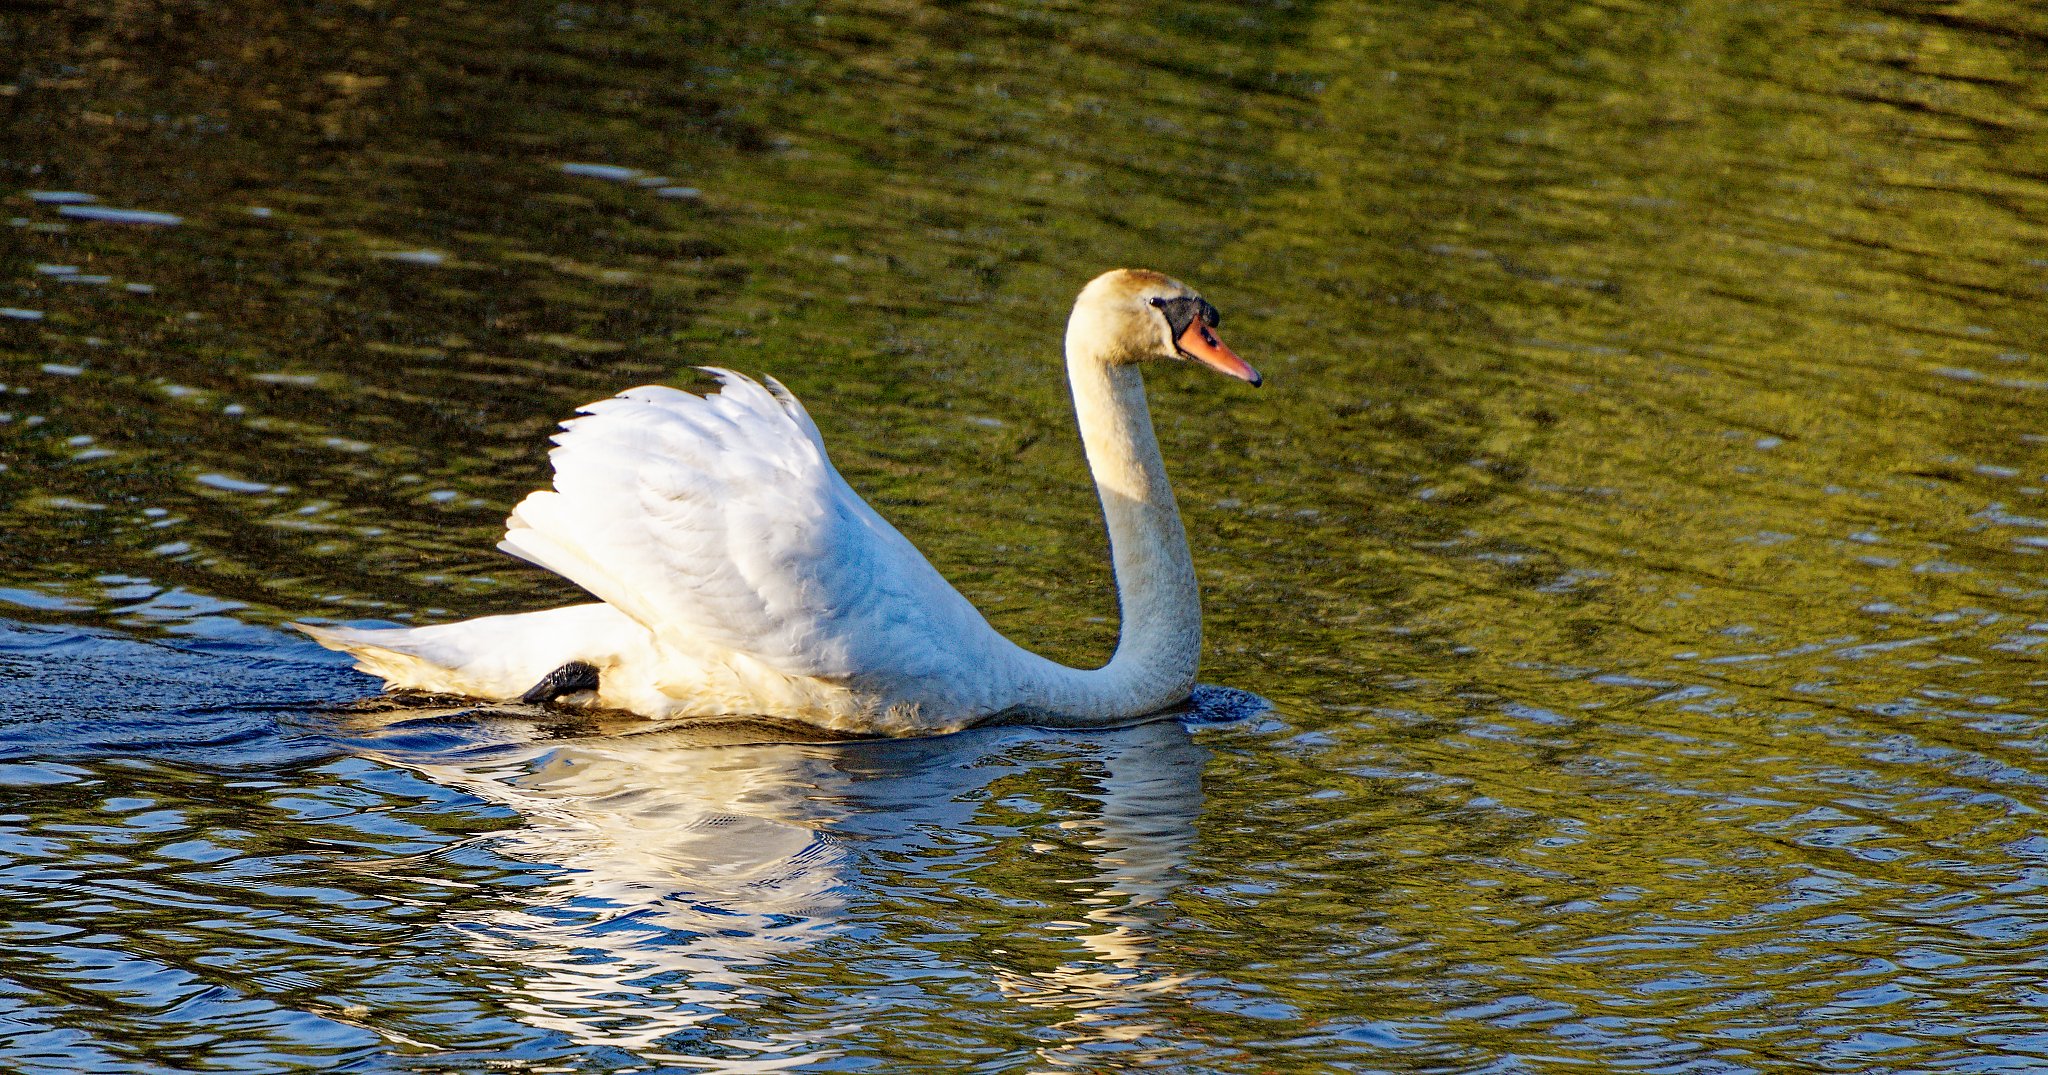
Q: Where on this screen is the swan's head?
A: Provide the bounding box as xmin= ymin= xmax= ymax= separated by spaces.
xmin=1069 ymin=269 xmax=1261 ymax=387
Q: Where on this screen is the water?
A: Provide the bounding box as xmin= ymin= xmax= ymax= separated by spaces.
xmin=3 ymin=0 xmax=2046 ymax=1070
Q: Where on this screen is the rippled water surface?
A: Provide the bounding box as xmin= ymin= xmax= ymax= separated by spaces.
xmin=4 ymin=1 xmax=2048 ymax=1071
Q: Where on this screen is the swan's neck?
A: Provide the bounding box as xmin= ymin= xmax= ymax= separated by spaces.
xmin=1022 ymin=355 xmax=1199 ymax=719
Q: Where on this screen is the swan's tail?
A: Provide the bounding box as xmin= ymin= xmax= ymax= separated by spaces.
xmin=293 ymin=604 xmax=659 ymax=703
xmin=293 ymin=622 xmax=467 ymax=693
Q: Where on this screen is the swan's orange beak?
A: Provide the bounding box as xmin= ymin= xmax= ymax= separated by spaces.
xmin=1177 ymin=319 xmax=1261 ymax=387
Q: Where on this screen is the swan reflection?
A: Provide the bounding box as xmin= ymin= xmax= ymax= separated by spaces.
xmin=334 ymin=708 xmax=1218 ymax=1070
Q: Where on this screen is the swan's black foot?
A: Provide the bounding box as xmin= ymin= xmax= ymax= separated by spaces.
xmin=519 ymin=661 xmax=600 ymax=705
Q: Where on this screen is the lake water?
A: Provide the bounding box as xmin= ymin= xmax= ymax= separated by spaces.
xmin=4 ymin=1 xmax=2047 ymax=1071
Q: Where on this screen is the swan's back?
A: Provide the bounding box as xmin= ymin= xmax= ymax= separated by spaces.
xmin=496 ymin=371 xmax=1017 ymax=727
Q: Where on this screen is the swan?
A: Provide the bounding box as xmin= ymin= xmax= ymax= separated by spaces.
xmin=298 ymin=269 xmax=1260 ymax=736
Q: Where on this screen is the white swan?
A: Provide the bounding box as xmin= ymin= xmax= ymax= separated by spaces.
xmin=298 ymin=269 xmax=1260 ymax=736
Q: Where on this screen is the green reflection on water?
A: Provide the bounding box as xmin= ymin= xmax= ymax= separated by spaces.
xmin=3 ymin=0 xmax=2047 ymax=1070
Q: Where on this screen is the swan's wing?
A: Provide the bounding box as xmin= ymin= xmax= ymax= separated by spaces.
xmin=498 ymin=370 xmax=998 ymax=693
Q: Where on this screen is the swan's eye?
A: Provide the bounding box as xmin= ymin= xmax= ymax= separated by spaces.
xmin=1149 ymin=295 xmax=1224 ymax=360
xmin=1149 ymin=296 xmax=1202 ymax=342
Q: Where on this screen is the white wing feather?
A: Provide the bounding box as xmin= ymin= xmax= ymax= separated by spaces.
xmin=497 ymin=370 xmax=1004 ymax=703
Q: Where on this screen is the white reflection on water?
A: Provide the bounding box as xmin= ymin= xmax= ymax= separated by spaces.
xmin=334 ymin=709 xmax=1212 ymax=1070
xmin=993 ymin=723 xmax=1212 ymax=1070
